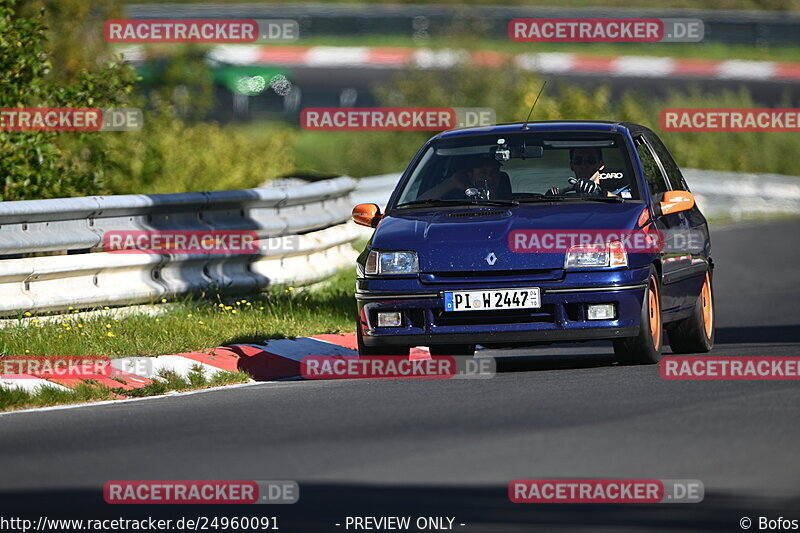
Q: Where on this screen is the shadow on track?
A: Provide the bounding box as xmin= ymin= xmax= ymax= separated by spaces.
xmin=478 ymin=341 xmax=617 ymax=373
xmin=715 ymin=325 xmax=800 ymax=344
xmin=488 ymin=352 xmax=618 ymax=373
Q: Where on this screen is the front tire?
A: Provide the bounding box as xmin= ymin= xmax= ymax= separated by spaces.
xmin=614 ymin=267 xmax=663 ymax=365
xmin=667 ymin=270 xmax=715 ymax=354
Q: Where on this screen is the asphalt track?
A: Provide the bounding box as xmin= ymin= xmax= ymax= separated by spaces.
xmin=1 ymin=219 xmax=799 ymax=531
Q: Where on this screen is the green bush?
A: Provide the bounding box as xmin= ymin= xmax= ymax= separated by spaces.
xmin=294 ymin=66 xmax=540 ymax=177
xmin=2 ymin=0 xmax=292 ymax=199
xmin=618 ymin=88 xmax=799 ymax=175
xmin=294 ymin=68 xmax=800 ymax=177
xmin=294 ymin=130 xmax=424 ymax=177
xmin=533 ymin=83 xmax=799 ymax=175
xmin=0 ymin=0 xmax=137 ymax=201
xmin=101 ymin=108 xmax=296 ymax=194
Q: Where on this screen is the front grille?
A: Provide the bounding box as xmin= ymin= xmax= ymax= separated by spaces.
xmin=421 ymin=269 xmax=564 ymax=284
xmin=433 ymin=305 xmax=556 ymax=327
xmin=426 ymin=269 xmax=560 ymax=279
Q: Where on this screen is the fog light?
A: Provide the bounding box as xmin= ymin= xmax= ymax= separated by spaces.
xmin=587 ymin=304 xmax=615 ymax=320
xmin=377 ymin=311 xmax=402 ymax=327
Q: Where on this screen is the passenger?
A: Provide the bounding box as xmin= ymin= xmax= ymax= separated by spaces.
xmin=419 ymin=155 xmax=511 ymax=200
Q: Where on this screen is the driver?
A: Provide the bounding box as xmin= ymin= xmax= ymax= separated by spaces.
xmin=419 ymin=155 xmax=510 ymax=200
xmin=546 ymin=147 xmax=611 ymax=197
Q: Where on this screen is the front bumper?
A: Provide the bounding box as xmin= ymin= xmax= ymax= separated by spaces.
xmin=356 ymin=268 xmax=648 ymax=348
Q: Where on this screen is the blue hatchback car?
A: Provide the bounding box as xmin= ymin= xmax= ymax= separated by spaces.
xmin=352 ymin=121 xmax=715 ymax=364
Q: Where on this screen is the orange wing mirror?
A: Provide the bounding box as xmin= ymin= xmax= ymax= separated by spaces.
xmin=352 ymin=203 xmax=383 ymax=228
xmin=659 ymin=190 xmax=695 ymax=216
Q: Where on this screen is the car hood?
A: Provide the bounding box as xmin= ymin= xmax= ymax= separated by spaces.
xmin=373 ymin=203 xmax=646 ymax=272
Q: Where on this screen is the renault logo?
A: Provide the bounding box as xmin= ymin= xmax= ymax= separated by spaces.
xmin=485 ymin=252 xmax=498 ymax=265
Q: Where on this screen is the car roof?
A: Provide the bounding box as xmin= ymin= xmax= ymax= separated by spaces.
xmin=436 ymin=120 xmax=647 ymax=139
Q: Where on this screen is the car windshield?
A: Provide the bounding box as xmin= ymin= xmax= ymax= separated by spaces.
xmin=394 ymin=132 xmax=641 ymax=207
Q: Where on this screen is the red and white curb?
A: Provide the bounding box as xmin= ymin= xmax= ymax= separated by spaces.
xmin=203 ymin=45 xmax=800 ymax=82
xmin=0 ymin=334 xmax=431 ymax=395
xmin=0 ymin=375 xmax=73 ymax=393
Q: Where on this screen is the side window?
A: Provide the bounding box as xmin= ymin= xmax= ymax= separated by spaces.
xmin=634 ymin=136 xmax=668 ymax=203
xmin=645 ymin=132 xmax=687 ymax=191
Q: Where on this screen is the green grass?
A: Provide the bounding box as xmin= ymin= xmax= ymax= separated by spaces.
xmin=0 ymin=266 xmax=356 ymax=411
xmin=123 ymin=367 xmax=252 ymax=398
xmin=0 ymin=382 xmax=119 ymax=412
xmin=0 ymin=269 xmax=357 ymax=358
xmin=0 ymin=243 xmax=362 ymax=412
xmin=0 ymin=367 xmax=252 ymax=412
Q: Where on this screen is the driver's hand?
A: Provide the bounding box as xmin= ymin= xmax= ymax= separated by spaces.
xmin=589 ymin=164 xmax=606 ymax=183
xmin=574 ymin=179 xmax=601 ymax=195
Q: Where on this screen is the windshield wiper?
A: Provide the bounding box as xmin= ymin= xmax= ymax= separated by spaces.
xmin=396 ymin=198 xmax=518 ymax=208
xmin=535 ymin=195 xmax=624 ymax=203
xmin=565 ymin=195 xmax=625 ymax=203
xmin=395 ymin=199 xmax=472 ymax=208
xmin=472 ymin=199 xmax=519 ymax=206
xmin=516 ymin=194 xmax=565 ymax=203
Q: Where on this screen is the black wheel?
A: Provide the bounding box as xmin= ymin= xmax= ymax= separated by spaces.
xmin=668 ymin=270 xmax=715 ymax=354
xmin=356 ymin=324 xmax=410 ymax=356
xmin=429 ymin=344 xmax=476 ymax=356
xmin=614 ymin=266 xmax=663 ymax=365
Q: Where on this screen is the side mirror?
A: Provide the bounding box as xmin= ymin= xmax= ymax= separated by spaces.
xmin=352 ymin=203 xmax=382 ymax=228
xmin=659 ymin=190 xmax=695 ymax=216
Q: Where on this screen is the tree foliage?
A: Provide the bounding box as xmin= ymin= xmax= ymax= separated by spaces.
xmin=0 ymin=0 xmax=137 ymax=201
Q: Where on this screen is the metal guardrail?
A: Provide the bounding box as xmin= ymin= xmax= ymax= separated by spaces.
xmin=0 ymin=177 xmax=361 ymax=315
xmin=349 ymin=173 xmax=401 ymax=209
xmin=0 ymin=169 xmax=796 ymax=316
xmin=128 ymin=4 xmax=800 ymax=47
xmin=683 ymin=169 xmax=800 ymax=219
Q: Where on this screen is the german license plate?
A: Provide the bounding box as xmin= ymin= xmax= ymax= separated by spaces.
xmin=443 ymin=288 xmax=541 ymax=312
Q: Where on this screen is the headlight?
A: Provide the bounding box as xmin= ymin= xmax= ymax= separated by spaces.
xmin=365 ymin=250 xmax=419 ymax=275
xmin=565 ymin=241 xmax=627 ymax=268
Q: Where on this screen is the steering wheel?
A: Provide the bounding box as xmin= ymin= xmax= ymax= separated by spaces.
xmin=552 ymin=178 xmax=581 ymax=196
